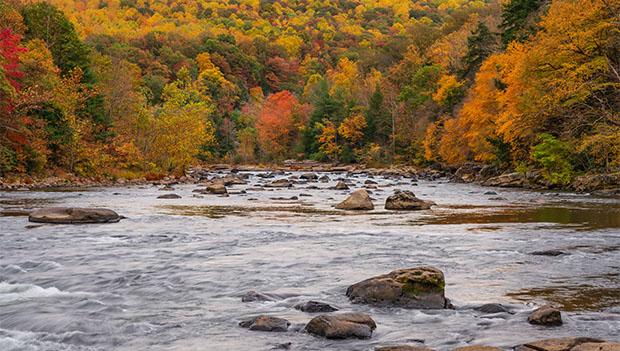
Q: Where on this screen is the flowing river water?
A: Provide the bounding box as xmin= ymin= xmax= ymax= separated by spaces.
xmin=1 ymin=171 xmax=619 ymax=350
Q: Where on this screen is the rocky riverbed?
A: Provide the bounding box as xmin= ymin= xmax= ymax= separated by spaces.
xmin=0 ymin=170 xmax=619 ymax=350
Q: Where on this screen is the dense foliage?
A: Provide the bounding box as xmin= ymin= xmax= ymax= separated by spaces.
xmin=0 ymin=0 xmax=618 ymax=179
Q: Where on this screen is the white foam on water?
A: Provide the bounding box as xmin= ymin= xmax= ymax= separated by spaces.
xmin=0 ymin=282 xmax=89 ymax=305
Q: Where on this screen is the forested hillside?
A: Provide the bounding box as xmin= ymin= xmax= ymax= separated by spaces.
xmin=0 ymin=0 xmax=618 ymax=184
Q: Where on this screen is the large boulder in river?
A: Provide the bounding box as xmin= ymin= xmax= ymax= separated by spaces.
xmin=29 ymin=207 xmax=121 ymax=224
xmin=385 ymin=190 xmax=434 ymax=210
xmin=515 ymin=338 xmax=607 ymax=351
xmin=528 ymin=305 xmax=562 ymax=326
xmin=239 ymin=315 xmax=290 ymax=332
xmin=305 ymin=312 xmax=376 ymax=339
xmin=335 ymin=189 xmax=374 ymax=210
xmin=205 ymin=182 xmax=228 ymax=194
xmin=346 ymin=266 xmax=448 ymax=309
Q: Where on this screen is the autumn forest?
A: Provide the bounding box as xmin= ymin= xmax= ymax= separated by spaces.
xmin=0 ymin=0 xmax=618 ymax=185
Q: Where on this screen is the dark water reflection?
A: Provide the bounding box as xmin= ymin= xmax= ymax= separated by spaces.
xmin=414 ymin=203 xmax=620 ymax=230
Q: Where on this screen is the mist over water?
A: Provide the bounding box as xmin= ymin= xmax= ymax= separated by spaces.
xmin=1 ymin=172 xmax=619 ymax=350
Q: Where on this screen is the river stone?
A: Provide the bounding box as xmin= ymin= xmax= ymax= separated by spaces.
xmin=335 ymin=181 xmax=349 ymax=190
xmin=376 ymin=346 xmax=433 ymax=351
xmin=28 ymin=207 xmax=121 ymax=224
xmin=454 ymin=347 xmax=502 ymax=351
xmin=336 ymin=189 xmax=374 ymax=210
xmin=515 ymin=337 xmax=605 ymax=351
xmin=241 ymin=290 xmax=279 ymax=302
xmin=300 ymin=173 xmax=318 ymax=181
xmin=319 ymin=175 xmax=330 ymax=182
xmin=265 ymin=179 xmax=293 ymax=188
xmin=157 ymin=193 xmax=182 ymax=199
xmin=528 ymin=305 xmax=562 ymax=326
xmin=474 ymin=303 xmax=511 ymax=314
xmin=205 ymin=182 xmax=228 ymax=194
xmin=346 ymin=266 xmax=448 ymax=309
xmin=305 ymin=312 xmax=376 ymax=339
xmin=239 ymin=315 xmax=290 ymax=332
xmin=294 ymin=301 xmax=338 ymax=313
xmin=385 ymin=190 xmax=434 ymax=210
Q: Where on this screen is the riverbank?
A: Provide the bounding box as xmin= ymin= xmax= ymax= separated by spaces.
xmin=1 ymin=161 xmax=618 ymax=196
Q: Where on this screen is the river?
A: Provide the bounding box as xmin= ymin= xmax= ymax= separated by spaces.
xmin=1 ymin=171 xmax=619 ymax=350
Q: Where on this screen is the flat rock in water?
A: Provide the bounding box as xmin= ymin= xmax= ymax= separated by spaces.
xmin=294 ymin=301 xmax=338 ymax=313
xmin=157 ymin=193 xmax=182 ymax=199
xmin=265 ymin=179 xmax=293 ymax=188
xmin=528 ymin=305 xmax=562 ymax=326
xmin=239 ymin=315 xmax=290 ymax=332
xmin=346 ymin=266 xmax=449 ymax=309
xmin=376 ymin=346 xmax=433 ymax=351
xmin=29 ymin=207 xmax=121 ymax=224
xmin=515 ymin=337 xmax=606 ymax=351
xmin=240 ymin=290 xmax=288 ymax=302
xmin=335 ymin=189 xmax=374 ymax=210
xmin=385 ymin=190 xmax=434 ymax=210
xmin=1 ymin=209 xmax=31 ymax=216
xmin=305 ymin=312 xmax=376 ymax=339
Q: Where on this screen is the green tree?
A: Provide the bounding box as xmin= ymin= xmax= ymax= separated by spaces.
xmin=500 ymin=0 xmax=543 ymax=47
xmin=461 ymin=22 xmax=497 ymax=79
xmin=365 ymin=86 xmax=390 ymax=145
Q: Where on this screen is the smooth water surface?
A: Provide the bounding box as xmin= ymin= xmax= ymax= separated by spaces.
xmin=1 ymin=172 xmax=619 ymax=350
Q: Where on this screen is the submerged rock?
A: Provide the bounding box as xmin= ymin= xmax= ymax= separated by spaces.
xmin=305 ymin=312 xmax=376 ymax=339
xmin=376 ymin=346 xmax=433 ymax=351
xmin=346 ymin=266 xmax=449 ymax=309
xmin=474 ymin=303 xmax=511 ymax=314
xmin=157 ymin=193 xmax=182 ymax=199
xmin=29 ymin=207 xmax=121 ymax=224
xmin=241 ymin=291 xmax=279 ymax=302
xmin=385 ymin=190 xmax=434 ymax=210
xmin=294 ymin=301 xmax=338 ymax=313
xmin=531 ymin=250 xmax=566 ymax=256
xmin=319 ymin=175 xmax=330 ymax=182
xmin=239 ymin=315 xmax=290 ymax=332
xmin=335 ymin=189 xmax=374 ymax=210
xmin=515 ymin=337 xmax=606 ymax=351
xmin=528 ymin=305 xmax=562 ymax=326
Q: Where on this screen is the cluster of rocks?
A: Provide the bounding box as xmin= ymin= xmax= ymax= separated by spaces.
xmin=451 ymin=162 xmax=620 ymax=195
xmin=239 ymin=266 xmax=450 ymax=341
xmin=237 ymin=266 xmax=607 ymax=350
xmin=335 ymin=189 xmax=434 ymax=211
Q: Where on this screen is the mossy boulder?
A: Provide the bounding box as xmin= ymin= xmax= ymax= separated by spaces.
xmin=346 ymin=266 xmax=449 ymax=309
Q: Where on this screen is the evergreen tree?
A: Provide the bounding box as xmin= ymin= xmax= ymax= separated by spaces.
xmin=365 ymin=86 xmax=390 ymax=145
xmin=302 ymin=80 xmax=345 ymax=157
xmin=500 ymin=0 xmax=543 ymax=47
xmin=461 ymin=22 xmax=496 ymax=79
